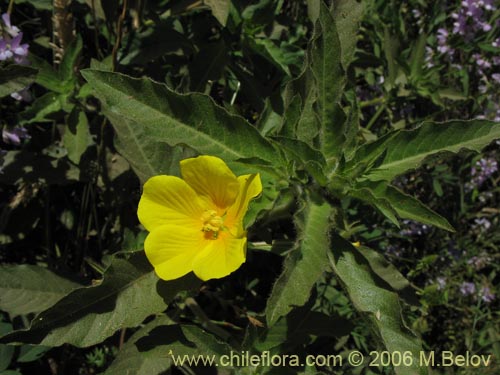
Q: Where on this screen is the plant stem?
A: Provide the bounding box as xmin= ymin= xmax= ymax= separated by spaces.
xmin=7 ymin=0 xmax=14 ymax=14
xmin=112 ymin=0 xmax=128 ymax=71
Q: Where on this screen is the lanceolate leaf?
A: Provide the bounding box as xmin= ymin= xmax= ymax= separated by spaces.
xmin=329 ymin=235 xmax=427 ymax=375
xmin=281 ymin=66 xmax=320 ymax=144
xmin=0 ymin=65 xmax=37 ymax=98
xmin=341 ymin=130 xmax=400 ymax=178
xmin=357 ymin=246 xmax=418 ymax=305
xmin=63 ymin=108 xmax=93 ymax=165
xmin=332 ymin=0 xmax=364 ymax=70
xmin=357 ymin=246 xmax=411 ymax=292
xmin=366 ymin=120 xmax=500 ymax=181
xmin=359 ymin=181 xmax=455 ymax=232
xmin=81 ymin=70 xmax=281 ymax=181
xmin=204 ymin=0 xmax=231 ymax=26
xmin=266 ymin=200 xmax=333 ymax=327
xmin=350 ymin=187 xmax=400 ymax=227
xmin=311 ymin=3 xmax=346 ymax=163
xmin=59 ymin=35 xmax=83 ymax=83
xmin=0 ymin=253 xmax=200 ymax=347
xmin=0 ymin=265 xmax=80 ymax=317
xmin=271 ymin=136 xmax=326 ymax=167
xmin=104 ymin=315 xmax=230 ymax=375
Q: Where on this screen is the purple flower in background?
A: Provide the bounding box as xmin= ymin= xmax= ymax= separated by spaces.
xmin=437 ymin=28 xmax=452 ymax=55
xmin=1 ymin=13 xmax=20 ymax=37
xmin=10 ymin=87 xmax=32 ymax=101
xmin=480 ymin=286 xmax=495 ymax=303
xmin=2 ymin=126 xmax=30 ymax=146
xmin=452 ymin=12 xmax=468 ymax=35
xmin=1 ymin=14 xmax=31 ymax=100
xmin=467 ymin=157 xmax=498 ymax=190
xmin=477 ymin=157 xmax=498 ymax=175
xmin=0 ymin=37 xmax=14 ymax=60
xmin=460 ymin=281 xmax=476 ymax=296
xmin=9 ymin=33 xmax=29 ymax=64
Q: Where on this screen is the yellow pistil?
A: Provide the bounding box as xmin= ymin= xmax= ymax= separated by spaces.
xmin=201 ymin=210 xmax=224 ymax=238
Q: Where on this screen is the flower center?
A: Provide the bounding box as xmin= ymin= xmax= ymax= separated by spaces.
xmin=201 ymin=210 xmax=224 ymax=239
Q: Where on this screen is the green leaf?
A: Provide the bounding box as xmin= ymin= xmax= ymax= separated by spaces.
xmin=436 ymin=88 xmax=467 ymax=101
xmin=0 ymin=253 xmax=201 ymax=347
xmin=104 ymin=315 xmax=230 ymax=375
xmin=350 ymin=187 xmax=400 ymax=226
xmin=247 ymin=306 xmax=352 ymax=352
xmin=245 ymin=37 xmax=300 ymax=76
xmin=205 ymin=0 xmax=231 ymax=26
xmin=328 ymin=235 xmax=427 ymax=375
xmin=356 ymin=246 xmax=418 ymax=305
xmin=63 ymin=108 xmax=93 ymax=165
xmin=357 ymin=246 xmax=411 ymax=292
xmin=0 ymin=265 xmax=80 ymax=317
xmin=358 ymin=181 xmax=455 ymax=232
xmin=306 ymin=0 xmax=320 ymax=22
xmin=19 ymin=92 xmax=65 ymax=124
xmin=366 ymin=120 xmax=500 ymax=181
xmin=29 ymin=54 xmax=64 ymax=93
xmin=14 ymin=0 xmax=51 ymax=10
xmin=280 ymin=56 xmax=319 ymax=144
xmin=0 ymin=323 xmax=14 ymax=372
xmin=332 ymin=0 xmax=364 ymax=70
xmin=311 ymin=3 xmax=346 ymax=161
xmin=272 ymin=136 xmax=326 ymax=167
xmin=409 ymin=33 xmax=427 ymax=81
xmin=266 ymin=199 xmax=333 ymax=327
xmin=81 ymin=70 xmax=281 ymax=182
xmin=17 ymin=345 xmax=50 ymax=363
xmin=383 ymin=27 xmax=400 ymax=89
xmin=341 ymin=130 xmax=400 ymax=178
xmin=0 ymin=65 xmax=37 ymax=98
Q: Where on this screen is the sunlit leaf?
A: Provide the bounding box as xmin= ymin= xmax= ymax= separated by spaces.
xmin=81 ymin=70 xmax=282 ymax=182
xmin=0 ymin=265 xmax=80 ymax=317
xmin=104 ymin=315 xmax=230 ymax=375
xmin=266 ymin=200 xmax=333 ymax=327
xmin=366 ymin=120 xmax=500 ymax=181
xmin=0 ymin=253 xmax=200 ymax=347
xmin=63 ymin=108 xmax=93 ymax=165
xmin=357 ymin=181 xmax=455 ymax=232
xmin=329 ymin=235 xmax=427 ymax=375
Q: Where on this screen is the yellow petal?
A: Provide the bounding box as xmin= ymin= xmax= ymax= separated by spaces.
xmin=225 ymin=173 xmax=262 ymax=235
xmin=144 ymin=224 xmax=205 ymax=280
xmin=192 ymin=233 xmax=246 ymax=280
xmin=180 ymin=155 xmax=240 ymax=210
xmin=137 ymin=175 xmax=205 ymax=232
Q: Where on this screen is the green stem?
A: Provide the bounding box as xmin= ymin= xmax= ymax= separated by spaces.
xmin=7 ymin=0 xmax=14 ymax=14
xmin=360 ymin=97 xmax=385 ymax=108
xmin=365 ymin=103 xmax=386 ymax=130
xmin=468 ymin=296 xmax=482 ymax=352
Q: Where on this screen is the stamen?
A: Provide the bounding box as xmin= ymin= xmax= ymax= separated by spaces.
xmin=201 ymin=210 xmax=224 ymax=238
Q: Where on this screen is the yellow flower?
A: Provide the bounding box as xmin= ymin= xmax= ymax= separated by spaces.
xmin=137 ymin=155 xmax=262 ymax=281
